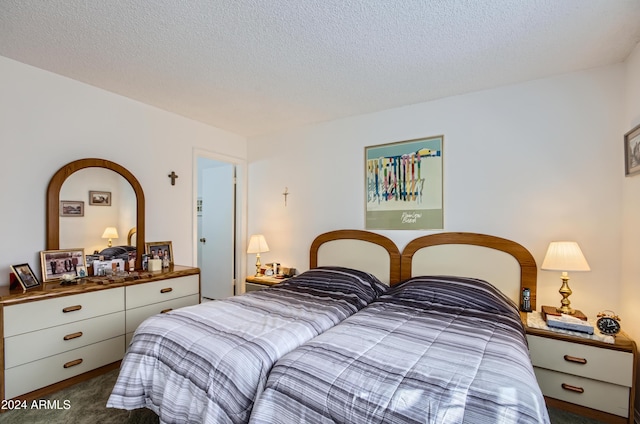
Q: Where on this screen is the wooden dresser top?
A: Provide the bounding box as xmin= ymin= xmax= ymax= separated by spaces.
xmin=0 ymin=265 xmax=199 ymax=306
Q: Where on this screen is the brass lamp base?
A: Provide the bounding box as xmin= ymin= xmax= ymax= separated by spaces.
xmin=254 ymin=253 xmax=261 ymax=277
xmin=557 ymin=272 xmax=574 ymax=315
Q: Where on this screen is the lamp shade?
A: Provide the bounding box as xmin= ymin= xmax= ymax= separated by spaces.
xmin=541 ymin=241 xmax=590 ymax=272
xmin=247 ymin=234 xmax=269 ymax=254
xmin=102 ymin=227 xmax=119 ymax=239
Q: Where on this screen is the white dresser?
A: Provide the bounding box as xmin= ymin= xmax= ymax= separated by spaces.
xmin=526 ymin=325 xmax=637 ymax=424
xmin=0 ymin=266 xmax=200 ymax=402
xmin=125 ymin=274 xmax=200 ymax=346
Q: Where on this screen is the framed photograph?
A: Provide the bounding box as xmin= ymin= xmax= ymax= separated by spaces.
xmin=624 ymin=124 xmax=640 ymax=177
xmin=40 ymin=248 xmax=86 ymax=282
xmin=89 ymin=190 xmax=112 ymax=206
xmin=365 ymin=135 xmax=444 ymax=230
xmin=145 ymin=241 xmax=173 ymax=264
xmin=60 ymin=200 xmax=84 ymax=217
xmin=10 ymin=263 xmax=41 ymax=290
xmin=76 ymin=265 xmax=87 ymax=278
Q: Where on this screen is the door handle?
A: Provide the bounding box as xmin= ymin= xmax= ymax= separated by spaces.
xmin=200 ymin=237 xmax=206 ymax=244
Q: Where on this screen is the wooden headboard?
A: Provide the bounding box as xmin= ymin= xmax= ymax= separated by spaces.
xmin=400 ymin=232 xmax=537 ymax=309
xmin=310 ymin=230 xmax=401 ymax=285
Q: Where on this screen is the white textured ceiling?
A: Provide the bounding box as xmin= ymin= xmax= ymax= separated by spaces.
xmin=1 ymin=1 xmax=640 ymax=137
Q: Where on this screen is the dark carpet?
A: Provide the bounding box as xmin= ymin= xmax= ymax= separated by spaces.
xmin=0 ymin=369 xmax=606 ymax=423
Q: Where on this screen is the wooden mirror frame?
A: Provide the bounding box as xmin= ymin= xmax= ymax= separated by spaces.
xmin=46 ymin=158 xmax=145 ymax=270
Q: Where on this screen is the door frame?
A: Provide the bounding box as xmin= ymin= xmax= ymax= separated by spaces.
xmin=192 ymin=148 xmax=248 ymax=296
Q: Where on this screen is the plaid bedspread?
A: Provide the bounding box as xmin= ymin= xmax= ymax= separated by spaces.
xmin=250 ymin=276 xmax=550 ymax=424
xmin=107 ymin=267 xmax=385 ymax=424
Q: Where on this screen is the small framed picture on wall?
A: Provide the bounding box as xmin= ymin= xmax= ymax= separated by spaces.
xmin=624 ymin=123 xmax=640 ymax=177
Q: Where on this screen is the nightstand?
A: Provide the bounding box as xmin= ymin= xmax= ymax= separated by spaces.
xmin=245 ymin=275 xmax=288 ymax=292
xmin=525 ymin=323 xmax=637 ymax=424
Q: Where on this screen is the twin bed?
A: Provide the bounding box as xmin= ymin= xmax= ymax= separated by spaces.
xmin=107 ymin=230 xmax=550 ymax=423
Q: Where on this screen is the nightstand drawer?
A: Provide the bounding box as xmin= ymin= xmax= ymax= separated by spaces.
xmin=527 ymin=335 xmax=633 ymax=386
xmin=245 ymin=282 xmax=267 ymax=292
xmin=533 ymin=367 xmax=629 ymax=417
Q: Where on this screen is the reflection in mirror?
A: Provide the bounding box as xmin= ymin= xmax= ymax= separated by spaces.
xmin=59 ymin=168 xmax=136 ymax=254
xmin=47 ymin=158 xmax=145 ymax=271
xmin=127 ymin=227 xmax=137 ymax=246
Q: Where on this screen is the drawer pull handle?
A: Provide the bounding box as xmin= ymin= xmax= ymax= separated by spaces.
xmin=160 ymin=288 xmax=173 ymax=294
xmin=563 ymin=355 xmax=587 ymax=365
xmin=62 ymin=305 xmax=82 ymax=313
xmin=161 ymin=308 xmax=173 ymax=314
xmin=561 ymin=383 xmax=584 ymax=394
xmin=63 ymin=359 xmax=83 ymax=369
xmin=63 ymin=332 xmax=83 ymax=341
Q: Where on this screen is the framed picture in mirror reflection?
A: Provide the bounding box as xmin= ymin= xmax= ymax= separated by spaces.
xmin=60 ymin=200 xmax=84 ymax=217
xmin=89 ymin=190 xmax=112 ymax=206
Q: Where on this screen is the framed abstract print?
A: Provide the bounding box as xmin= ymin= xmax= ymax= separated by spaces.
xmin=365 ymin=135 xmax=443 ymax=230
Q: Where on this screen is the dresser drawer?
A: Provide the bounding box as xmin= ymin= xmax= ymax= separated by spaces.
xmin=534 ymin=367 xmax=629 ymax=417
xmin=4 ymin=311 xmax=125 ymax=368
xmin=527 ymin=335 xmax=633 ymax=387
xmin=4 ymin=336 xmax=124 ymax=399
xmin=126 ymin=275 xmax=199 ymax=309
xmin=126 ymin=294 xmax=199 ymax=334
xmin=4 ymin=287 xmax=124 ymax=337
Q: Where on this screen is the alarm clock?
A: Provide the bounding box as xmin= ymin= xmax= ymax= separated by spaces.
xmin=596 ymin=310 xmax=621 ymax=335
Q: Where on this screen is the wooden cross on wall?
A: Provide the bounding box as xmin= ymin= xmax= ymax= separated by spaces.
xmin=168 ymin=171 xmax=179 ymax=185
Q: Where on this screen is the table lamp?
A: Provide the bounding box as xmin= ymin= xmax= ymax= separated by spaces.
xmin=541 ymin=241 xmax=590 ymax=315
xmin=102 ymin=227 xmax=119 ymax=248
xmin=247 ymin=234 xmax=269 ymax=277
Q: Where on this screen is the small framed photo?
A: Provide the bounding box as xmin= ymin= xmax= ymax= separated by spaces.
xmin=89 ymin=190 xmax=112 ymax=206
xmin=625 ymin=124 xmax=640 ymax=177
xmin=145 ymin=241 xmax=173 ymax=264
xmin=60 ymin=200 xmax=84 ymax=217
xmin=76 ymin=265 xmax=87 ymax=278
xmin=40 ymin=248 xmax=86 ymax=282
xmin=10 ymin=263 xmax=41 ymax=290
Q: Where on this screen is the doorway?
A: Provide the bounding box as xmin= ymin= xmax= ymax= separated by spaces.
xmin=195 ymin=152 xmax=244 ymax=300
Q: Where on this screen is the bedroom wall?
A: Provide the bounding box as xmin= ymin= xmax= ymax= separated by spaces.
xmin=620 ymin=41 xmax=640 ymax=421
xmin=247 ymin=63 xmax=625 ymax=321
xmin=622 ymin=42 xmax=640 ymax=342
xmin=0 ymin=56 xmax=247 ymax=287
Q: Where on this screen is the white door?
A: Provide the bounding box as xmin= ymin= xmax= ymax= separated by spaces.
xmin=198 ymin=160 xmax=235 ymax=300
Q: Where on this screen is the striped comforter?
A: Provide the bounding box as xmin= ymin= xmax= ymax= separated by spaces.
xmin=107 ymin=267 xmax=385 ymax=424
xmin=250 ymin=276 xmax=550 ymax=424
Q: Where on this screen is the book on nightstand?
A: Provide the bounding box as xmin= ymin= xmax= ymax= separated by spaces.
xmin=541 ymin=305 xmax=594 ymax=334
xmin=541 ymin=305 xmax=588 ymax=321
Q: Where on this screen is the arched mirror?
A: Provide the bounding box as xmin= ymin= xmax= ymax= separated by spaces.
xmin=46 ymin=158 xmax=145 ymax=270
